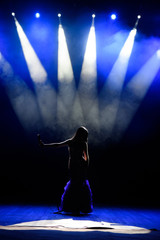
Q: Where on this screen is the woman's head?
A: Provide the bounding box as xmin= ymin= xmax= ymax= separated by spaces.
xmin=73 ymin=126 xmax=88 ymax=142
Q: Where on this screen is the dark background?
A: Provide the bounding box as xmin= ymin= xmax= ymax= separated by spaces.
xmin=0 ymin=0 xmax=160 ymax=207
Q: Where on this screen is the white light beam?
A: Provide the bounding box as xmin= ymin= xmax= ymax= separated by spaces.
xmin=14 ymin=17 xmax=47 ymax=83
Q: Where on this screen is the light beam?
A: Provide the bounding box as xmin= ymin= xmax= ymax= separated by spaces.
xmin=78 ymin=24 xmax=99 ymax=132
xmin=113 ymin=50 xmax=160 ymax=140
xmin=58 ymin=24 xmax=74 ymax=83
xmin=14 ymin=17 xmax=47 ymax=83
xmin=107 ymin=28 xmax=137 ymax=91
xmin=57 ymin=23 xmax=78 ymax=133
xmin=13 ymin=18 xmax=57 ymax=131
xmin=100 ymin=28 xmax=137 ymax=137
xmin=0 ymin=52 xmax=42 ymax=131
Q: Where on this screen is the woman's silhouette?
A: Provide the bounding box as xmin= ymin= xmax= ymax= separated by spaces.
xmin=38 ymin=126 xmax=93 ymax=214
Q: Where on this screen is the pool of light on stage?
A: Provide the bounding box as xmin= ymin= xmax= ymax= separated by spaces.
xmin=0 ymin=219 xmax=150 ymax=234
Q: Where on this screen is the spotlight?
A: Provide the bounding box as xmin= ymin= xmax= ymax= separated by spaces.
xmin=134 ymin=15 xmax=141 ymax=29
xmin=58 ymin=13 xmax=62 ymax=24
xmin=11 ymin=12 xmax=15 ymax=17
xmin=35 ymin=12 xmax=40 ymax=18
xmin=92 ymin=14 xmax=96 ymax=26
xmin=111 ymin=14 xmax=117 ymax=20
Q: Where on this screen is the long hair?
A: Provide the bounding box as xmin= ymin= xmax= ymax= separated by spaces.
xmin=72 ymin=126 xmax=88 ymax=142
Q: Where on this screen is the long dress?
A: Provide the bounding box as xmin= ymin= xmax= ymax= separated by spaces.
xmin=59 ymin=140 xmax=93 ymax=213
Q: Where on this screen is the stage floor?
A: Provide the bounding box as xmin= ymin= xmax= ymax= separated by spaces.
xmin=0 ymin=204 xmax=160 ymax=239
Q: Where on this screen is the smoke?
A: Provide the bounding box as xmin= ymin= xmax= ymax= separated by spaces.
xmin=112 ymin=49 xmax=160 ymax=141
xmin=1 ymin=19 xmax=160 ymax=146
xmin=0 ymin=53 xmax=42 ymax=132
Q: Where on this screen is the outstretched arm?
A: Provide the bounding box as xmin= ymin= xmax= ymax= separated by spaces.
xmin=37 ymin=134 xmax=71 ymax=148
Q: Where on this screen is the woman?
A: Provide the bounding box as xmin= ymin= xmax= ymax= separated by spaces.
xmin=38 ymin=126 xmax=93 ymax=214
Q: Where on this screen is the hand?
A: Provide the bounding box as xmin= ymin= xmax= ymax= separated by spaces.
xmin=37 ymin=134 xmax=44 ymax=147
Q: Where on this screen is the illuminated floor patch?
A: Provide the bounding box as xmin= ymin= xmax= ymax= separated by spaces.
xmin=0 ymin=219 xmax=150 ymax=234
